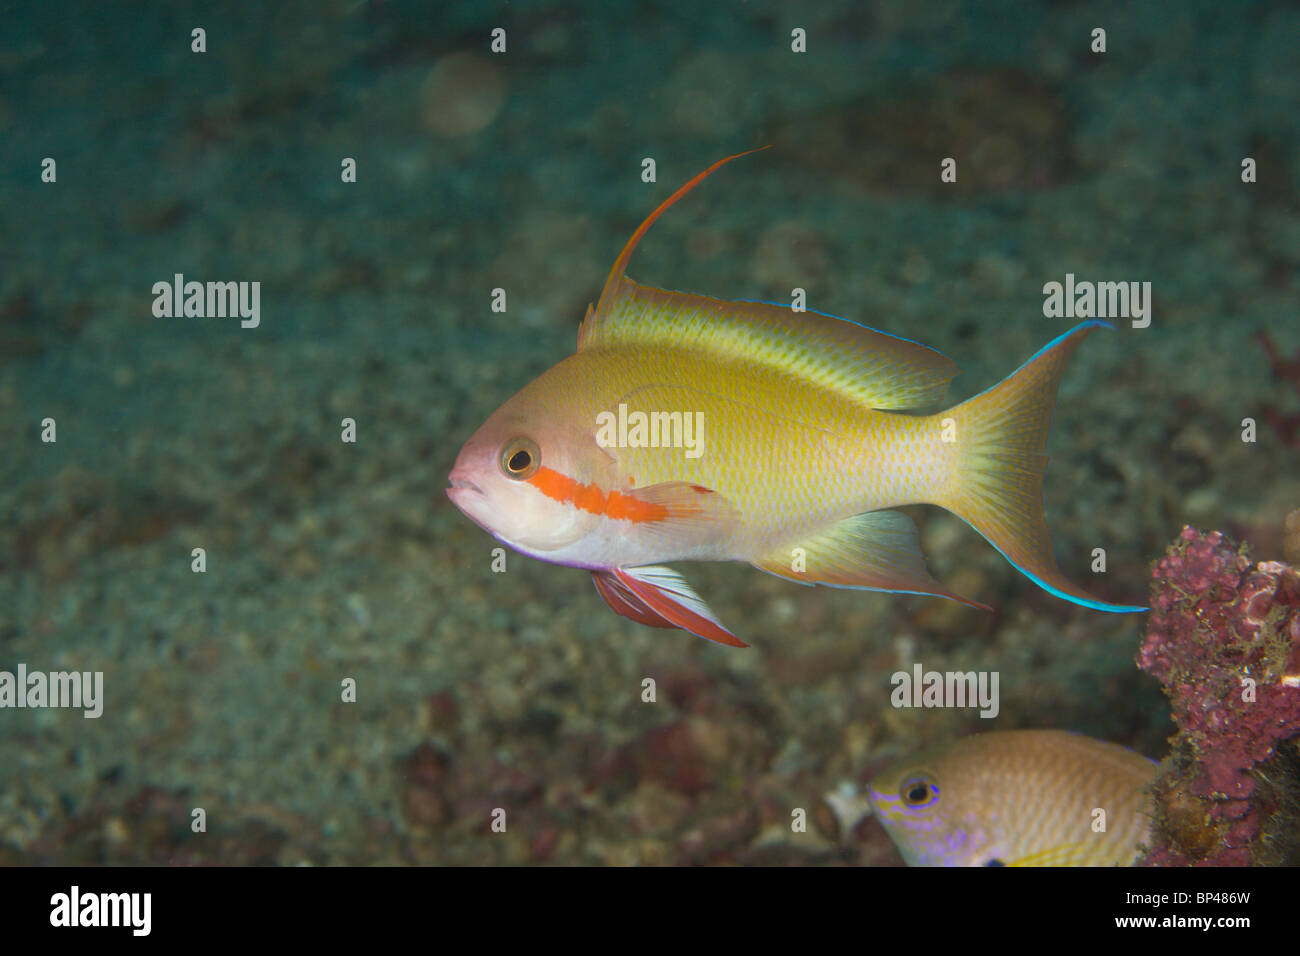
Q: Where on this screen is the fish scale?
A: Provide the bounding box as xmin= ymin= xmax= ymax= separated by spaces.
xmin=593 ymin=351 xmax=940 ymax=550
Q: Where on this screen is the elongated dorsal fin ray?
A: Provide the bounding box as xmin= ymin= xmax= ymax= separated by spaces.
xmin=577 ymin=148 xmax=958 ymax=410
xmin=580 ymin=146 xmax=771 ymax=349
xmin=584 ymin=279 xmax=960 ymax=410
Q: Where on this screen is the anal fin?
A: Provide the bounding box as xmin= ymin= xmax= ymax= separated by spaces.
xmin=753 ymin=510 xmax=992 ymax=611
xmin=591 ymin=566 xmax=748 ymax=647
xmin=592 ymin=570 xmax=673 ymax=630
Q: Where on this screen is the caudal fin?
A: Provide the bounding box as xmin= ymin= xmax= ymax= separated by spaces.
xmin=936 ymin=321 xmax=1145 ymax=613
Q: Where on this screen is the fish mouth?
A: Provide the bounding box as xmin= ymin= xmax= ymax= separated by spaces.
xmin=446 ymin=472 xmax=498 ymax=537
xmin=447 ymin=476 xmax=480 ymax=494
xmin=446 ymin=472 xmax=485 ymax=512
xmin=446 ymin=463 xmax=483 ymax=495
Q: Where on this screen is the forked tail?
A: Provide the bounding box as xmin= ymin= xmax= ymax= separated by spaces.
xmin=935 ymin=321 xmax=1145 ymax=612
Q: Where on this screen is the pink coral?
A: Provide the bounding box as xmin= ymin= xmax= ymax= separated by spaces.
xmin=1138 ymin=527 xmax=1300 ymax=866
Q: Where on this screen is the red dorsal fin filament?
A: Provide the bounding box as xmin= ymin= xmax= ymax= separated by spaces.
xmin=592 ymin=146 xmax=772 ymax=321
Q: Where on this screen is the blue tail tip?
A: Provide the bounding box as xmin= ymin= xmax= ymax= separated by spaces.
xmin=1075 ymin=319 xmax=1115 ymax=333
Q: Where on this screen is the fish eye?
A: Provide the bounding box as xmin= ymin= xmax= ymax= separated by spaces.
xmin=499 ymin=437 xmax=540 ymax=480
xmin=899 ymin=773 xmax=939 ymax=809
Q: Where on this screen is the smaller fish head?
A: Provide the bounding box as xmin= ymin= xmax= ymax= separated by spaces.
xmin=868 ymin=746 xmax=1006 ymax=866
xmin=866 ymin=761 xmax=948 ymax=866
xmin=447 ymin=406 xmax=610 ymax=557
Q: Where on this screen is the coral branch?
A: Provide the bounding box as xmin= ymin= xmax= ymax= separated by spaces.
xmin=1138 ymin=527 xmax=1300 ymax=866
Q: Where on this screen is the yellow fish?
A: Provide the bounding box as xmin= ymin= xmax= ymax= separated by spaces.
xmin=867 ymin=729 xmax=1157 ymax=866
xmin=447 ymin=150 xmax=1145 ymax=646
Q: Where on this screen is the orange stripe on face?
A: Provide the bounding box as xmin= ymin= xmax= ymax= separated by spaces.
xmin=527 ymin=466 xmax=669 ymax=524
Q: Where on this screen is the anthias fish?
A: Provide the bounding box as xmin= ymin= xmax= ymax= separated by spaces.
xmin=447 ymin=150 xmax=1145 ymax=646
xmin=867 ymin=729 xmax=1157 ymax=866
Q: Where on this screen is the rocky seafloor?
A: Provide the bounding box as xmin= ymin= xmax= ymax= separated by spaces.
xmin=1 ymin=1 xmax=1297 ymax=865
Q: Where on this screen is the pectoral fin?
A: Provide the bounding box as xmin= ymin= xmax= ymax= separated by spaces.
xmin=591 ymin=565 xmax=748 ymax=647
xmin=1003 ymin=841 xmax=1096 ymax=867
xmin=753 ymin=510 xmax=992 ymax=611
xmin=623 ymin=481 xmax=738 ymax=542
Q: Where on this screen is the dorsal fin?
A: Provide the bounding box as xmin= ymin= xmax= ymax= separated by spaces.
xmin=582 ymin=279 xmax=960 ymax=410
xmin=576 ymin=148 xmax=958 ymax=410
xmin=579 ymin=147 xmax=770 ymax=349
